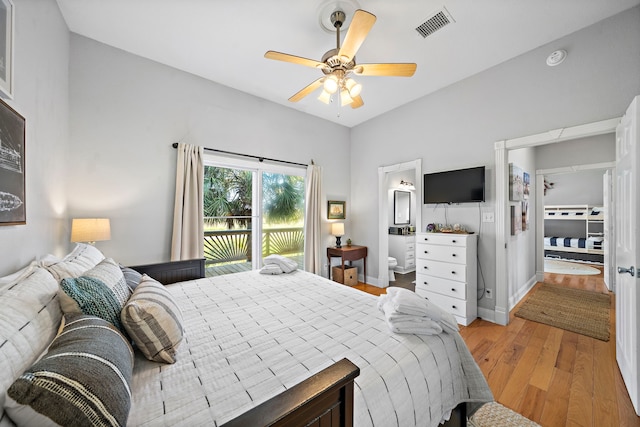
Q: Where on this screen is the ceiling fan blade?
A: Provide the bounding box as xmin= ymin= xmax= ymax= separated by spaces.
xmin=354 ymin=63 xmax=417 ymax=77
xmin=338 ymin=9 xmax=376 ymax=62
xmin=289 ymin=77 xmax=324 ymax=102
xmin=264 ymin=51 xmax=326 ymax=69
xmin=350 ymin=95 xmax=364 ymax=109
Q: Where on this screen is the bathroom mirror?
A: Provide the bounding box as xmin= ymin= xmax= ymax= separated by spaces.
xmin=394 ymin=190 xmax=410 ymax=225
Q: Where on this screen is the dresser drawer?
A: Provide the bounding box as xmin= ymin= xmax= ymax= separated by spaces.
xmin=415 ymin=274 xmax=467 ymax=299
xmin=414 ymin=289 xmax=468 ymax=320
xmin=416 ymin=243 xmax=467 ymax=264
xmin=416 ymin=233 xmax=468 ymax=247
xmin=416 ymin=258 xmax=467 ymax=282
xmin=405 ymin=258 xmax=416 ymax=268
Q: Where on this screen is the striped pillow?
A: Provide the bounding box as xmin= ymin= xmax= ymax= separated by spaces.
xmin=59 ymin=258 xmax=132 ymax=333
xmin=121 ymin=275 xmax=184 ymax=363
xmin=5 ymin=315 xmax=134 ymax=427
xmin=0 ymin=267 xmax=62 ymax=424
xmin=44 ymin=243 xmax=105 ymax=281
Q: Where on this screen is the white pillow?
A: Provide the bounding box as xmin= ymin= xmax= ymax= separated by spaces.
xmin=0 ymin=267 xmax=62 ymax=422
xmin=44 ymin=243 xmax=105 ymax=280
xmin=263 ymin=254 xmax=298 ymax=273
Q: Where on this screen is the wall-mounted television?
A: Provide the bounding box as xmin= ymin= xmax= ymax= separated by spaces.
xmin=423 ymin=166 xmax=485 ymax=204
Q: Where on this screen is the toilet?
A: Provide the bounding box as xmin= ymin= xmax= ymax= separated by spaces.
xmin=388 ymin=257 xmax=398 ymax=281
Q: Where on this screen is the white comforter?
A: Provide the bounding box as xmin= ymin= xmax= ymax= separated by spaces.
xmin=128 ymin=270 xmax=492 ymax=427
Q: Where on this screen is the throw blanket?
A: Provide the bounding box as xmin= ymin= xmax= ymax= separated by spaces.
xmin=378 ymin=287 xmax=459 ymax=335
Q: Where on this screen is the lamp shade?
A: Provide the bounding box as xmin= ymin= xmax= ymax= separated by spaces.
xmin=71 ymin=218 xmax=111 ymax=243
xmin=331 ymin=222 xmax=345 ymax=237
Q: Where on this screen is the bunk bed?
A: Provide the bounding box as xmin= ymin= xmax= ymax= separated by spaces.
xmin=544 ymin=205 xmax=604 ymax=262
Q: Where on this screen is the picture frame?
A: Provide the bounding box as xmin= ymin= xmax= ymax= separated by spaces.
xmin=0 ymin=0 xmax=14 ymax=99
xmin=327 ymin=200 xmax=345 ymax=219
xmin=0 ymin=97 xmax=25 ymax=225
xmin=509 ymin=163 xmax=523 ymax=201
xmin=510 ymin=204 xmax=522 ymax=235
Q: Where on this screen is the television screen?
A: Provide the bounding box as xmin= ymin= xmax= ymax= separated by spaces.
xmin=423 ymin=166 xmax=485 ymax=204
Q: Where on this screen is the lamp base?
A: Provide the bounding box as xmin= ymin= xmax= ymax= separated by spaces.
xmin=335 ymin=236 xmax=342 ymax=248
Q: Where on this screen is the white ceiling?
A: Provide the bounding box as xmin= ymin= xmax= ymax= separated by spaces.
xmin=56 ymin=0 xmax=640 ymax=128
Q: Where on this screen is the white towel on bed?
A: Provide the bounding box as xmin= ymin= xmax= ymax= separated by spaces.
xmin=380 ymin=288 xmax=459 ymax=333
xmin=263 ymin=254 xmax=298 ymax=273
xmin=378 ymin=294 xmax=444 ymax=335
xmin=260 ymin=264 xmax=283 ymax=275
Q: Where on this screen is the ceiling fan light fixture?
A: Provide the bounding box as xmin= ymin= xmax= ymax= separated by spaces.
xmin=340 ymin=89 xmax=354 ymax=106
xmin=323 ymin=74 xmax=339 ymax=93
xmin=318 ymin=90 xmax=332 ymax=104
xmin=345 ymin=78 xmax=362 ymax=97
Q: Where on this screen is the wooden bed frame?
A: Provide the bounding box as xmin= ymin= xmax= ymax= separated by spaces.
xmin=129 ymin=258 xmax=468 ymax=427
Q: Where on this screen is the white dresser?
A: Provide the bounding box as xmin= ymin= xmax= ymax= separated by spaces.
xmin=388 ymin=234 xmax=416 ymax=273
xmin=414 ymin=232 xmax=477 ymax=326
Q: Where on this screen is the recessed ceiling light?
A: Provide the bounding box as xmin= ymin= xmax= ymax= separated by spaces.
xmin=546 ymin=49 xmax=567 ymax=67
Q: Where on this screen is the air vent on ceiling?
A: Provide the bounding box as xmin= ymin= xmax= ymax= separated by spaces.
xmin=415 ymin=7 xmax=454 ymax=38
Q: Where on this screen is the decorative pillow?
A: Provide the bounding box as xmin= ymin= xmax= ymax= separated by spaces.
xmin=263 ymin=254 xmax=298 ymax=273
xmin=44 ymin=243 xmax=105 ymax=280
xmin=59 ymin=258 xmax=132 ymax=333
xmin=121 ymin=275 xmax=184 ymax=363
xmin=5 ymin=315 xmax=133 ymax=427
xmin=119 ymin=265 xmax=143 ymax=291
xmin=0 ymin=267 xmax=62 ymax=423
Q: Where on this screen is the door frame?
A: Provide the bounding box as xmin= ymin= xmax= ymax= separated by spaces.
xmin=378 ymin=159 xmax=422 ymax=288
xmin=494 ymin=117 xmax=620 ymax=325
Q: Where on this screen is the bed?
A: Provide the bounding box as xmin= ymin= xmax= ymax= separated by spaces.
xmin=543 ymin=205 xmax=605 ymax=257
xmin=0 ymin=244 xmax=492 ymax=427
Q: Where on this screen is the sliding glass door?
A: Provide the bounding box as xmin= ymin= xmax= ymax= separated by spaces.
xmin=203 ymin=156 xmax=305 ymax=276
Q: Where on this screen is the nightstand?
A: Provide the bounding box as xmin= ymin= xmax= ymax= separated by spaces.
xmin=327 ymin=245 xmax=367 ymax=284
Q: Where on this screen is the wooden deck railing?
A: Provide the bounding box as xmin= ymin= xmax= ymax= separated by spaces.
xmin=203 ymin=227 xmax=303 ymax=265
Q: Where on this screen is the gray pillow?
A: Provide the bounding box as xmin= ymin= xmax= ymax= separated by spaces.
xmin=5 ymin=314 xmax=134 ymax=426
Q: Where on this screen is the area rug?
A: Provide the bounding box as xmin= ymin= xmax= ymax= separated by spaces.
xmin=544 ymin=259 xmax=600 ymax=275
xmin=514 ymin=283 xmax=610 ymax=341
xmin=469 ymin=402 xmax=540 ymax=427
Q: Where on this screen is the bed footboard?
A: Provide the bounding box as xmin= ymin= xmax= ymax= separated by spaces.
xmin=128 ymin=258 xmax=205 ymax=285
xmin=222 ymin=358 xmax=360 ymax=427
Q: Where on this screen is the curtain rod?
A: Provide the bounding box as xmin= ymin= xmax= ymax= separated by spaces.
xmin=171 ymin=143 xmax=308 ymax=167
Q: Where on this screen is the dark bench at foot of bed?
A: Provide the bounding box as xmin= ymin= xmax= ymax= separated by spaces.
xmin=222 ymin=358 xmax=360 ymax=427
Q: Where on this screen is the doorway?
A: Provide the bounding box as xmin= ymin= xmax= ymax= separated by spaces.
xmin=494 ymin=117 xmax=620 ymax=325
xmin=377 ymin=159 xmax=422 ymax=287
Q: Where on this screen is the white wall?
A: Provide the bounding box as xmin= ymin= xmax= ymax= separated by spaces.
xmin=67 ymin=35 xmax=351 ymax=268
xmin=349 ymin=6 xmax=640 ymax=313
xmin=0 ymin=0 xmax=70 ymax=276
xmin=507 ymin=148 xmax=537 ymax=309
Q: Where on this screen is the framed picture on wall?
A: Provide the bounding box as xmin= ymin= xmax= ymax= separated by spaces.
xmin=0 ymin=0 xmax=14 ymax=99
xmin=509 ymin=163 xmax=524 ymax=201
xmin=0 ymin=97 xmax=25 ymax=225
xmin=510 ymin=204 xmax=522 ymax=235
xmin=327 ymin=200 xmax=345 ymax=219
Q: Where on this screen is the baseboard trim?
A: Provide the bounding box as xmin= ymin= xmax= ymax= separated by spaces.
xmin=509 ymin=275 xmax=537 ymax=311
xmin=478 ymin=307 xmax=496 ymax=323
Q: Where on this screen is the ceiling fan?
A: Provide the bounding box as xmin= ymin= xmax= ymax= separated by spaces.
xmin=264 ymin=9 xmax=417 ymax=109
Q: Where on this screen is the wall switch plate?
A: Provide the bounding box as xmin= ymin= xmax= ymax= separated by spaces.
xmin=485 ymin=289 xmax=493 ymax=299
xmin=482 ymin=212 xmax=495 ymax=223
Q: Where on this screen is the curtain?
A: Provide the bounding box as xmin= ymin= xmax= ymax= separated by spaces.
xmin=170 ymin=143 xmax=204 ymax=261
xmin=304 ymin=163 xmax=322 ymax=274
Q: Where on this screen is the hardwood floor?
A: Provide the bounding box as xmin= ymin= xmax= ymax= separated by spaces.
xmin=354 ymin=267 xmax=640 ymax=426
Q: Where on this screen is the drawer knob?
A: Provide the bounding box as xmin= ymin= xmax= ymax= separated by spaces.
xmin=424 ymin=266 xmax=428 ymax=269
xmin=452 ymin=240 xmax=457 ymax=243
xmin=423 ymin=281 xmax=428 ymax=285
xmin=452 ymin=254 xmax=456 ymax=257
xmin=424 ymin=250 xmax=428 ymax=254
xmin=451 ymin=288 xmax=456 ymax=292
xmin=451 ymin=271 xmax=456 ymax=274
xmin=452 ymin=305 xmax=457 ymax=309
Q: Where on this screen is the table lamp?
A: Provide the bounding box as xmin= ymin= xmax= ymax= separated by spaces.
xmin=331 ymin=222 xmax=345 ymax=248
xmin=71 ymin=218 xmax=111 ymax=245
